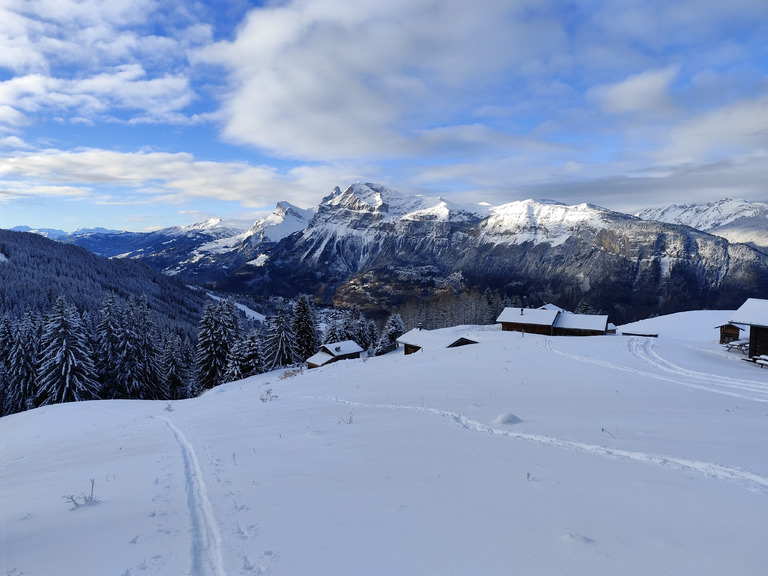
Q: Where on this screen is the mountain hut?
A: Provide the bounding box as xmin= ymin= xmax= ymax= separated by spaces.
xmin=729 ymin=299 xmax=768 ymax=358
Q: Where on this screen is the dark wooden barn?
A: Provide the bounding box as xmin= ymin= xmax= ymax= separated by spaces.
xmin=716 ymin=323 xmax=744 ymax=345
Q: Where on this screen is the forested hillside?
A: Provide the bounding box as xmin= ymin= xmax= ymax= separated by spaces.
xmin=0 ymin=229 xmax=206 ymax=336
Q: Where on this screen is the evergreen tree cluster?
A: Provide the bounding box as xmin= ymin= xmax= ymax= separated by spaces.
xmin=0 ymin=294 xmax=198 ymax=416
xmin=321 ymin=305 xmax=379 ymax=352
xmin=397 ymin=288 xmax=505 ymax=331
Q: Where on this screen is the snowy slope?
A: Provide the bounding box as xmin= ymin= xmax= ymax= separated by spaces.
xmin=479 ymin=199 xmax=619 ymax=247
xmin=2 ymin=311 xmax=767 ymax=576
xmin=637 ymin=198 xmax=768 ymax=251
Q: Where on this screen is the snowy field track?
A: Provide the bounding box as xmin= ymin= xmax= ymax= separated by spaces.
xmin=2 ymin=310 xmax=767 ymax=576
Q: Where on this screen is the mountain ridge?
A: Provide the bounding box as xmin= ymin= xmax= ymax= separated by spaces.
xmin=636 ymin=198 xmax=768 ymax=252
xmin=6 ymin=185 xmax=768 ymax=323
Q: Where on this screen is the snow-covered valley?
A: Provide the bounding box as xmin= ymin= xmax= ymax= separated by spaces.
xmin=2 ymin=311 xmax=767 ymax=575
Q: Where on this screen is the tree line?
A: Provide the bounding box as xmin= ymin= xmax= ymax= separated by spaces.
xmin=0 ymin=292 xmax=404 ymax=417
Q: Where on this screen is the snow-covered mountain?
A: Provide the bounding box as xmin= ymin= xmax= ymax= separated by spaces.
xmin=637 ymin=198 xmax=768 ymax=252
xmin=2 ymin=311 xmax=767 ymax=575
xmin=244 ymin=201 xmax=315 ymax=247
xmin=216 ymin=184 xmax=768 ymax=324
xmin=21 ymin=184 xmax=768 ymax=322
xmin=10 ymin=225 xmax=70 ymax=239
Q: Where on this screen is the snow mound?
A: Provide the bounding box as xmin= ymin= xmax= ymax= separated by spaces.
xmin=492 ymin=412 xmax=522 ymax=425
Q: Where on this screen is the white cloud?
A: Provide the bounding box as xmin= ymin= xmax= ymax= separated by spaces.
xmin=589 ymin=67 xmax=679 ymax=115
xmin=0 ymin=67 xmax=193 ymax=125
xmin=657 ymin=95 xmax=768 ymax=164
xmin=194 ymin=0 xmax=570 ymax=161
xmin=0 ymin=147 xmax=361 ymax=211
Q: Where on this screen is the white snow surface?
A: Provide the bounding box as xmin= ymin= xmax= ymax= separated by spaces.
xmin=480 ymin=199 xmax=612 ymax=246
xmin=3 ymin=311 xmax=768 ymax=576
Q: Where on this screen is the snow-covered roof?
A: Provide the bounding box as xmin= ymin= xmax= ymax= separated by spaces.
xmin=496 ymin=307 xmax=559 ymax=326
xmin=306 ymin=351 xmax=335 ymax=367
xmin=322 ymin=340 xmax=364 ymax=356
xmin=729 ymin=298 xmax=768 ymax=328
xmin=539 ymin=303 xmax=565 ymax=312
xmin=397 ymin=327 xmax=478 ymax=350
xmin=554 ymin=313 xmax=609 ymax=332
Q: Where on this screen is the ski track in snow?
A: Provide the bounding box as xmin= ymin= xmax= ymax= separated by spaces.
xmin=292 ymin=395 xmax=768 ymax=496
xmin=158 ymin=416 xmax=227 ymax=576
xmin=538 ymin=336 xmax=768 ymax=403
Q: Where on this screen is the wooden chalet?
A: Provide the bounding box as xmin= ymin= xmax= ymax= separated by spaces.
xmin=306 ymin=340 xmax=364 ymax=369
xmin=496 ymin=307 xmax=609 ymax=337
xmin=397 ymin=327 xmax=478 ymax=355
xmin=728 ymin=299 xmax=768 ymax=358
xmin=496 ymin=307 xmax=559 ymax=335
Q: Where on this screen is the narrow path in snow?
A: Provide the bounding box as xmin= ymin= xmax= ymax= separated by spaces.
xmin=538 ymin=337 xmax=768 ymax=402
xmin=159 ymin=417 xmax=227 ymax=576
xmin=293 ymin=395 xmax=768 ymax=495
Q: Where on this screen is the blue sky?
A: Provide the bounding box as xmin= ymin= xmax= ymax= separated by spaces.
xmin=1 ymin=0 xmax=767 ymax=232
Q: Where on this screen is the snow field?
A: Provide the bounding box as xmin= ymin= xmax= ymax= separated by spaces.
xmin=1 ymin=310 xmax=767 ymax=575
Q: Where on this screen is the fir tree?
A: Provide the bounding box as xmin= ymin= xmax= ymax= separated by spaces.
xmin=130 ymin=296 xmax=166 ymax=400
xmin=323 ymin=319 xmax=346 ymax=344
xmin=35 ymin=297 xmax=99 ymax=406
xmin=374 ymin=312 xmax=405 ymax=355
xmin=292 ymin=295 xmax=320 ymax=361
xmin=196 ymin=301 xmax=228 ymax=390
xmin=160 ymin=333 xmax=190 ymax=400
xmin=263 ymin=303 xmax=297 ymax=370
xmin=195 ymin=299 xmax=240 ymax=390
xmin=95 ymin=293 xmax=124 ymax=399
xmin=239 ymin=331 xmax=265 ymax=377
xmin=5 ymin=312 xmax=40 ymax=414
xmin=224 ymin=330 xmax=265 ymax=382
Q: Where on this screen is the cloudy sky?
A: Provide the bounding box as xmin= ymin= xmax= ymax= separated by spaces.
xmin=1 ymin=0 xmax=766 ymax=232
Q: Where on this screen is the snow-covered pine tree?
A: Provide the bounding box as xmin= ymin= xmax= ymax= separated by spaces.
xmin=239 ymin=330 xmax=264 ymax=377
xmin=196 ymin=301 xmax=226 ymax=390
xmin=224 ymin=330 xmax=264 ymax=382
xmin=263 ymin=302 xmax=298 ymax=370
xmin=160 ymin=333 xmax=190 ymax=400
xmin=35 ymin=297 xmax=99 ymax=406
xmin=374 ymin=312 xmax=405 ymax=355
xmin=95 ymin=293 xmax=124 ymax=399
xmin=5 ymin=312 xmax=40 ymax=414
xmin=323 ymin=318 xmax=346 ymax=344
xmin=292 ymin=295 xmax=320 ymax=361
xmin=129 ymin=295 xmax=166 ymax=400
xmin=365 ymin=319 xmax=379 ymax=353
xmin=342 ymin=306 xmax=367 ymax=347
xmin=195 ymin=299 xmax=240 ymax=390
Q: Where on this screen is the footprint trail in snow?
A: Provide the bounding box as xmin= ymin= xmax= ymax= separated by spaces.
xmin=160 ymin=417 xmax=227 ymax=576
xmin=295 ymin=395 xmax=768 ymax=496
